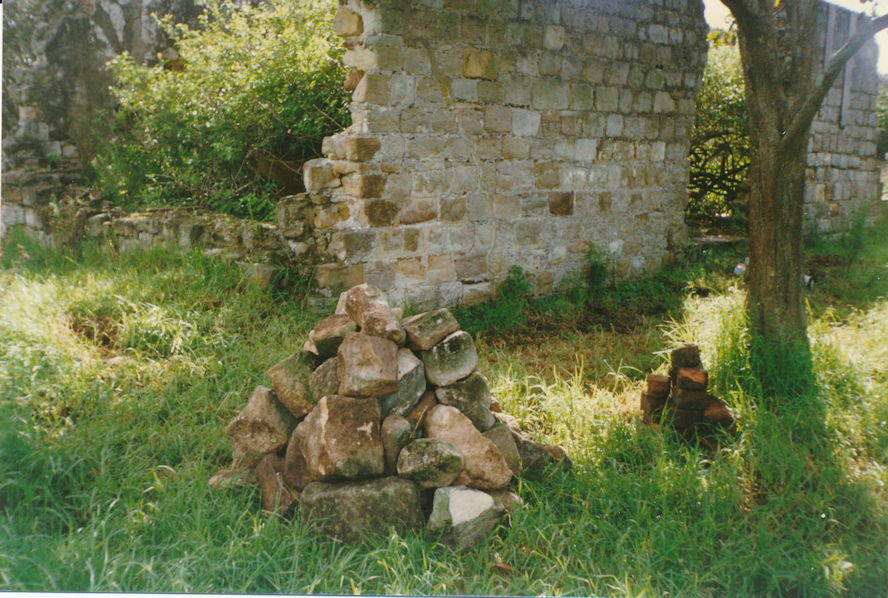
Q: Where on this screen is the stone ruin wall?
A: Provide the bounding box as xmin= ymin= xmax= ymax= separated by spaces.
xmin=2 ymin=0 xmax=884 ymax=309
xmin=296 ymin=0 xmax=709 ymax=308
xmin=807 ymin=3 xmax=883 ymax=231
xmin=2 ymin=0 xmax=200 ymax=171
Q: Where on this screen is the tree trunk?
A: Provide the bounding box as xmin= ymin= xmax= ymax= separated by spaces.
xmin=745 ymin=128 xmax=809 ymax=345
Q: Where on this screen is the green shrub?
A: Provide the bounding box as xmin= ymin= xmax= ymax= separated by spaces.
xmin=688 ymin=40 xmax=749 ymax=217
xmin=92 ymin=0 xmax=349 ymax=220
xmin=876 ymin=84 xmax=888 ymax=158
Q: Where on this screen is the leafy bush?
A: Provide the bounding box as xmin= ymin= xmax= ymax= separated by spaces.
xmin=91 ymin=0 xmax=349 ymax=220
xmin=875 ymin=83 xmax=888 ymax=158
xmin=688 ymin=39 xmax=750 ymax=217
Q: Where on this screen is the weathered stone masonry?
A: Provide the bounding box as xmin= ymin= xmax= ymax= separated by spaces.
xmin=292 ymin=0 xmax=709 ymax=308
xmin=2 ymin=0 xmax=883 ymax=309
xmin=807 ymin=3 xmax=882 ymax=231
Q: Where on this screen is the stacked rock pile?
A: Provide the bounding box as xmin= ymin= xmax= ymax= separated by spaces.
xmin=640 ymin=344 xmax=736 ymax=442
xmin=210 ymin=284 xmax=568 ymax=549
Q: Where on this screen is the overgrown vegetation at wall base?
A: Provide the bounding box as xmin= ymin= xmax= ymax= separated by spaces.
xmin=92 ymin=0 xmax=349 ymax=221
xmin=1 ymin=216 xmax=887 ymax=595
xmin=688 ymin=39 xmax=750 ymax=218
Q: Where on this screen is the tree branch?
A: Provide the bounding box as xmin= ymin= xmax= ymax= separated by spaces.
xmin=720 ymin=0 xmax=762 ymax=31
xmin=782 ymin=13 xmax=888 ymax=151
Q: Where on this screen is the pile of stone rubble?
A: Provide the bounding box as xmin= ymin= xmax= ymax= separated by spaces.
xmin=640 ymin=344 xmax=737 ymax=443
xmin=210 ymin=284 xmax=568 ymax=548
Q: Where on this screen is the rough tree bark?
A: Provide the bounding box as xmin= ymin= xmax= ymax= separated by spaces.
xmin=720 ymin=0 xmax=888 ymax=344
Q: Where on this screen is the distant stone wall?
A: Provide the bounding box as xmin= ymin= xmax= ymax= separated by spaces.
xmin=806 ymin=3 xmax=883 ymax=230
xmin=2 ymin=0 xmax=199 ymax=171
xmin=298 ymin=0 xmax=709 ymax=307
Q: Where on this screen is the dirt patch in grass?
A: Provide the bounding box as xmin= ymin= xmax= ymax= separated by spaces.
xmin=68 ymin=314 xmax=119 ymax=352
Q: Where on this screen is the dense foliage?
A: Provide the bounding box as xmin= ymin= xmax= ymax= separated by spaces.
xmin=92 ymin=0 xmax=349 ymax=220
xmin=875 ymin=82 xmax=888 ymax=158
xmin=688 ymin=40 xmax=750 ymax=218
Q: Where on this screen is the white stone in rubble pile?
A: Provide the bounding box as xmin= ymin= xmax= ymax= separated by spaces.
xmin=435 ymin=370 xmax=495 ymax=431
xmin=424 ymin=405 xmax=512 ymax=490
xmin=397 ymin=438 xmax=464 ymax=489
xmin=422 ymin=331 xmax=478 ymax=386
xmin=225 ymin=385 xmax=296 ymax=455
xmin=266 ymin=353 xmax=316 ymax=418
xmin=401 ymin=308 xmax=461 ymax=351
xmin=309 ymin=314 xmax=357 ymax=358
xmin=379 ymin=348 xmax=427 ymax=418
xmin=427 ymin=486 xmax=507 ymax=551
xmin=344 ymin=283 xmax=406 ymax=345
xmin=293 ymin=395 xmax=384 ymax=480
xmin=301 ymin=477 xmax=424 ymax=543
xmin=309 ymin=356 xmax=340 ymax=401
xmin=337 ymin=332 xmax=399 ymax=398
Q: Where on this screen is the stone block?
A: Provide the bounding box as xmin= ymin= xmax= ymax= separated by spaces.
xmin=435 ymin=371 xmax=496 ymax=432
xmin=343 ymin=174 xmax=386 ymax=199
xmin=255 ymin=454 xmax=298 ymax=514
xmin=344 ymin=68 xmax=364 ymax=91
xmin=313 ymin=263 xmax=364 ymax=291
xmin=364 ymin=200 xmax=400 ymax=227
xmin=303 ymin=162 xmax=340 ymax=191
xmin=502 ymin=136 xmax=531 ymax=159
xmin=454 ymin=253 xmax=487 ymax=280
xmin=400 ymin=198 xmax=438 ymax=225
xmin=225 ymin=386 xmax=297 ymax=455
xmin=427 ymin=486 xmax=507 ymax=551
xmin=309 ymin=314 xmax=358 ymax=359
xmin=338 ymin=332 xmax=399 ymax=398
xmin=333 ymin=7 xmax=363 ymax=37
xmin=381 ymin=414 xmax=415 ymax=474
xmin=532 ymin=79 xmax=570 ymax=110
xmin=301 ymin=477 xmax=423 ymax=543
xmin=422 ymin=331 xmax=478 ymax=386
xmin=380 ymin=348 xmax=427 ymax=418
xmin=354 ymin=73 xmax=390 ymax=105
xmin=402 ymin=308 xmax=461 ymax=351
xmin=483 ymin=423 xmax=521 ymax=475
xmin=294 ymin=395 xmax=384 ymax=480
xmin=309 ymin=357 xmax=340 ymax=402
xmin=462 ymin=48 xmax=498 ymax=80
xmin=425 ymin=405 xmax=512 ymax=490
xmin=396 ymin=257 xmax=426 ymax=282
xmin=543 ymin=25 xmax=565 ymax=51
xmin=284 ymin=430 xmax=318 ymax=491
xmin=344 ymin=137 xmax=382 ymax=162
xmin=398 ymin=438 xmax=465 ymax=489
xmin=484 ymin=106 xmax=513 ymax=133
xmin=344 ymin=284 xmax=406 ymax=344
xmin=548 ymin=191 xmax=574 ymax=216
xmin=267 ymin=354 xmax=316 ymax=418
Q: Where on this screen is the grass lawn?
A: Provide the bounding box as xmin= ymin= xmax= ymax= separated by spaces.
xmin=1 ymin=217 xmax=887 ymax=596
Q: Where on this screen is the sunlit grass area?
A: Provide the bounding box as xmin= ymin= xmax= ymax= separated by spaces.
xmin=1 ymin=220 xmax=887 ymax=595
